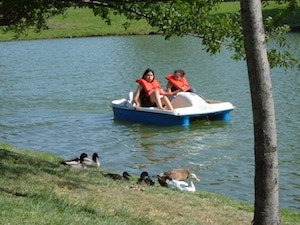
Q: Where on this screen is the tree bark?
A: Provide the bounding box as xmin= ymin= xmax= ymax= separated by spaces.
xmin=240 ymin=0 xmax=279 ymax=224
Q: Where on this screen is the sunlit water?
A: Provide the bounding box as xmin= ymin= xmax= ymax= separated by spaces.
xmin=0 ymin=34 xmax=299 ymax=211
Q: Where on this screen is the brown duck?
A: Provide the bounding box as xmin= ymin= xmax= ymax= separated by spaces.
xmin=104 ymin=171 xmax=131 ymax=181
xmin=157 ymin=174 xmax=168 ymax=187
xmin=159 ymin=168 xmax=190 ymax=181
xmin=137 ymin=171 xmax=155 ymax=186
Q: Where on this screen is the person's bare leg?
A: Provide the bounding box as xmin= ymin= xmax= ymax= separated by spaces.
xmin=162 ymin=96 xmax=173 ymax=110
xmin=154 ymin=90 xmax=164 ymax=109
xmin=151 ymin=90 xmax=173 ymax=110
xmin=149 ymin=91 xmax=163 ymax=109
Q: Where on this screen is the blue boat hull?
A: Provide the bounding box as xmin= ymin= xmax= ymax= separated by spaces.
xmin=111 ymin=92 xmax=235 ymax=126
xmin=112 ymin=106 xmax=231 ymax=126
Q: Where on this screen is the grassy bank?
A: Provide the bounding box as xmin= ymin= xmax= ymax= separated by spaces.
xmin=0 ymin=8 xmax=156 ymax=41
xmin=0 ymin=2 xmax=299 ymax=42
xmin=0 ymin=143 xmax=299 ymax=224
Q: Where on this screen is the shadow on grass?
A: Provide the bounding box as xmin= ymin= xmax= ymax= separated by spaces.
xmin=0 ymin=148 xmax=89 ymax=191
xmin=0 ymin=147 xmax=98 ymax=220
xmin=0 ymin=148 xmax=59 ymax=176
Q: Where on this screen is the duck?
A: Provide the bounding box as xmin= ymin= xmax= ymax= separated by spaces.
xmin=165 ymin=173 xmax=200 ymax=192
xmin=84 ymin=153 xmax=100 ymax=168
xmin=156 ymin=174 xmax=168 ymax=187
xmin=60 ymin=153 xmax=89 ymax=169
xmin=137 ymin=171 xmax=155 ymax=186
xmin=159 ymin=168 xmax=190 ymax=181
xmin=104 ymin=171 xmax=131 ymax=181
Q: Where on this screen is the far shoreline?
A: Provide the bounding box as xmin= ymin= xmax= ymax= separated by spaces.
xmin=1 ymin=27 xmax=299 ymax=43
xmin=1 ymin=4 xmax=299 ymax=42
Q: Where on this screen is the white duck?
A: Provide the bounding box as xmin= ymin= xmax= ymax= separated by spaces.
xmin=166 ymin=173 xmax=200 ymax=192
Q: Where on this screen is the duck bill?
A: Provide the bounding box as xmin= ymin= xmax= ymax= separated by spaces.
xmin=195 ymin=176 xmax=200 ymax=182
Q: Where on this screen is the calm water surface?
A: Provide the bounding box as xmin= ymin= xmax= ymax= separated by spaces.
xmin=0 ymin=34 xmax=299 ymax=211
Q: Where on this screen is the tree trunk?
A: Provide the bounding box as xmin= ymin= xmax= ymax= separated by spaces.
xmin=240 ymin=0 xmax=279 ymax=224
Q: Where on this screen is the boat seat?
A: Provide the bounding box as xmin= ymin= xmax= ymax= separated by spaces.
xmin=171 ymin=92 xmax=207 ymax=109
xmin=171 ymin=93 xmax=194 ymax=109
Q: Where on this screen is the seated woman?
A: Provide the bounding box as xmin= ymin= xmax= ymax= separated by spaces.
xmin=133 ymin=68 xmax=173 ymax=110
xmin=165 ymin=69 xmax=195 ymax=95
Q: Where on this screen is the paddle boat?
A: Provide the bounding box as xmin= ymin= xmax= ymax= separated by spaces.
xmin=111 ymin=92 xmax=235 ymax=126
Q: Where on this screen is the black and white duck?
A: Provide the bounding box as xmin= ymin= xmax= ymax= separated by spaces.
xmin=61 ymin=153 xmax=89 ymax=169
xmin=84 ymin=153 xmax=100 ymax=168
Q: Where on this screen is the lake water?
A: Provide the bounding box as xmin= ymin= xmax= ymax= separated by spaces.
xmin=0 ymin=34 xmax=299 ymax=211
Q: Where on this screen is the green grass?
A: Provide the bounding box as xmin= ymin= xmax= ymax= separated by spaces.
xmin=1 ymin=142 xmax=299 ymax=224
xmin=0 ymin=2 xmax=299 ymax=42
xmin=0 ymin=8 xmax=156 ymax=41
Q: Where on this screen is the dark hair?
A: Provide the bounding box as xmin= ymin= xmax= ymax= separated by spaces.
xmin=174 ymin=69 xmax=185 ymax=77
xmin=142 ymin=68 xmax=155 ymax=80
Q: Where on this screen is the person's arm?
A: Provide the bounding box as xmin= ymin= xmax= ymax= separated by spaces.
xmin=165 ymin=82 xmax=177 ymax=96
xmin=166 ymin=81 xmax=172 ymax=93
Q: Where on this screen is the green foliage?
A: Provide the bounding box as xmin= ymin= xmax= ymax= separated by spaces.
xmin=92 ymin=0 xmax=299 ymax=68
xmin=268 ymin=49 xmax=299 ymax=68
xmin=0 ymin=0 xmax=299 ymax=68
xmin=0 ymin=0 xmax=72 ymax=37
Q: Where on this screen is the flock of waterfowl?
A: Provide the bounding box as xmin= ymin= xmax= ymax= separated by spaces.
xmin=61 ymin=153 xmax=201 ymax=192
